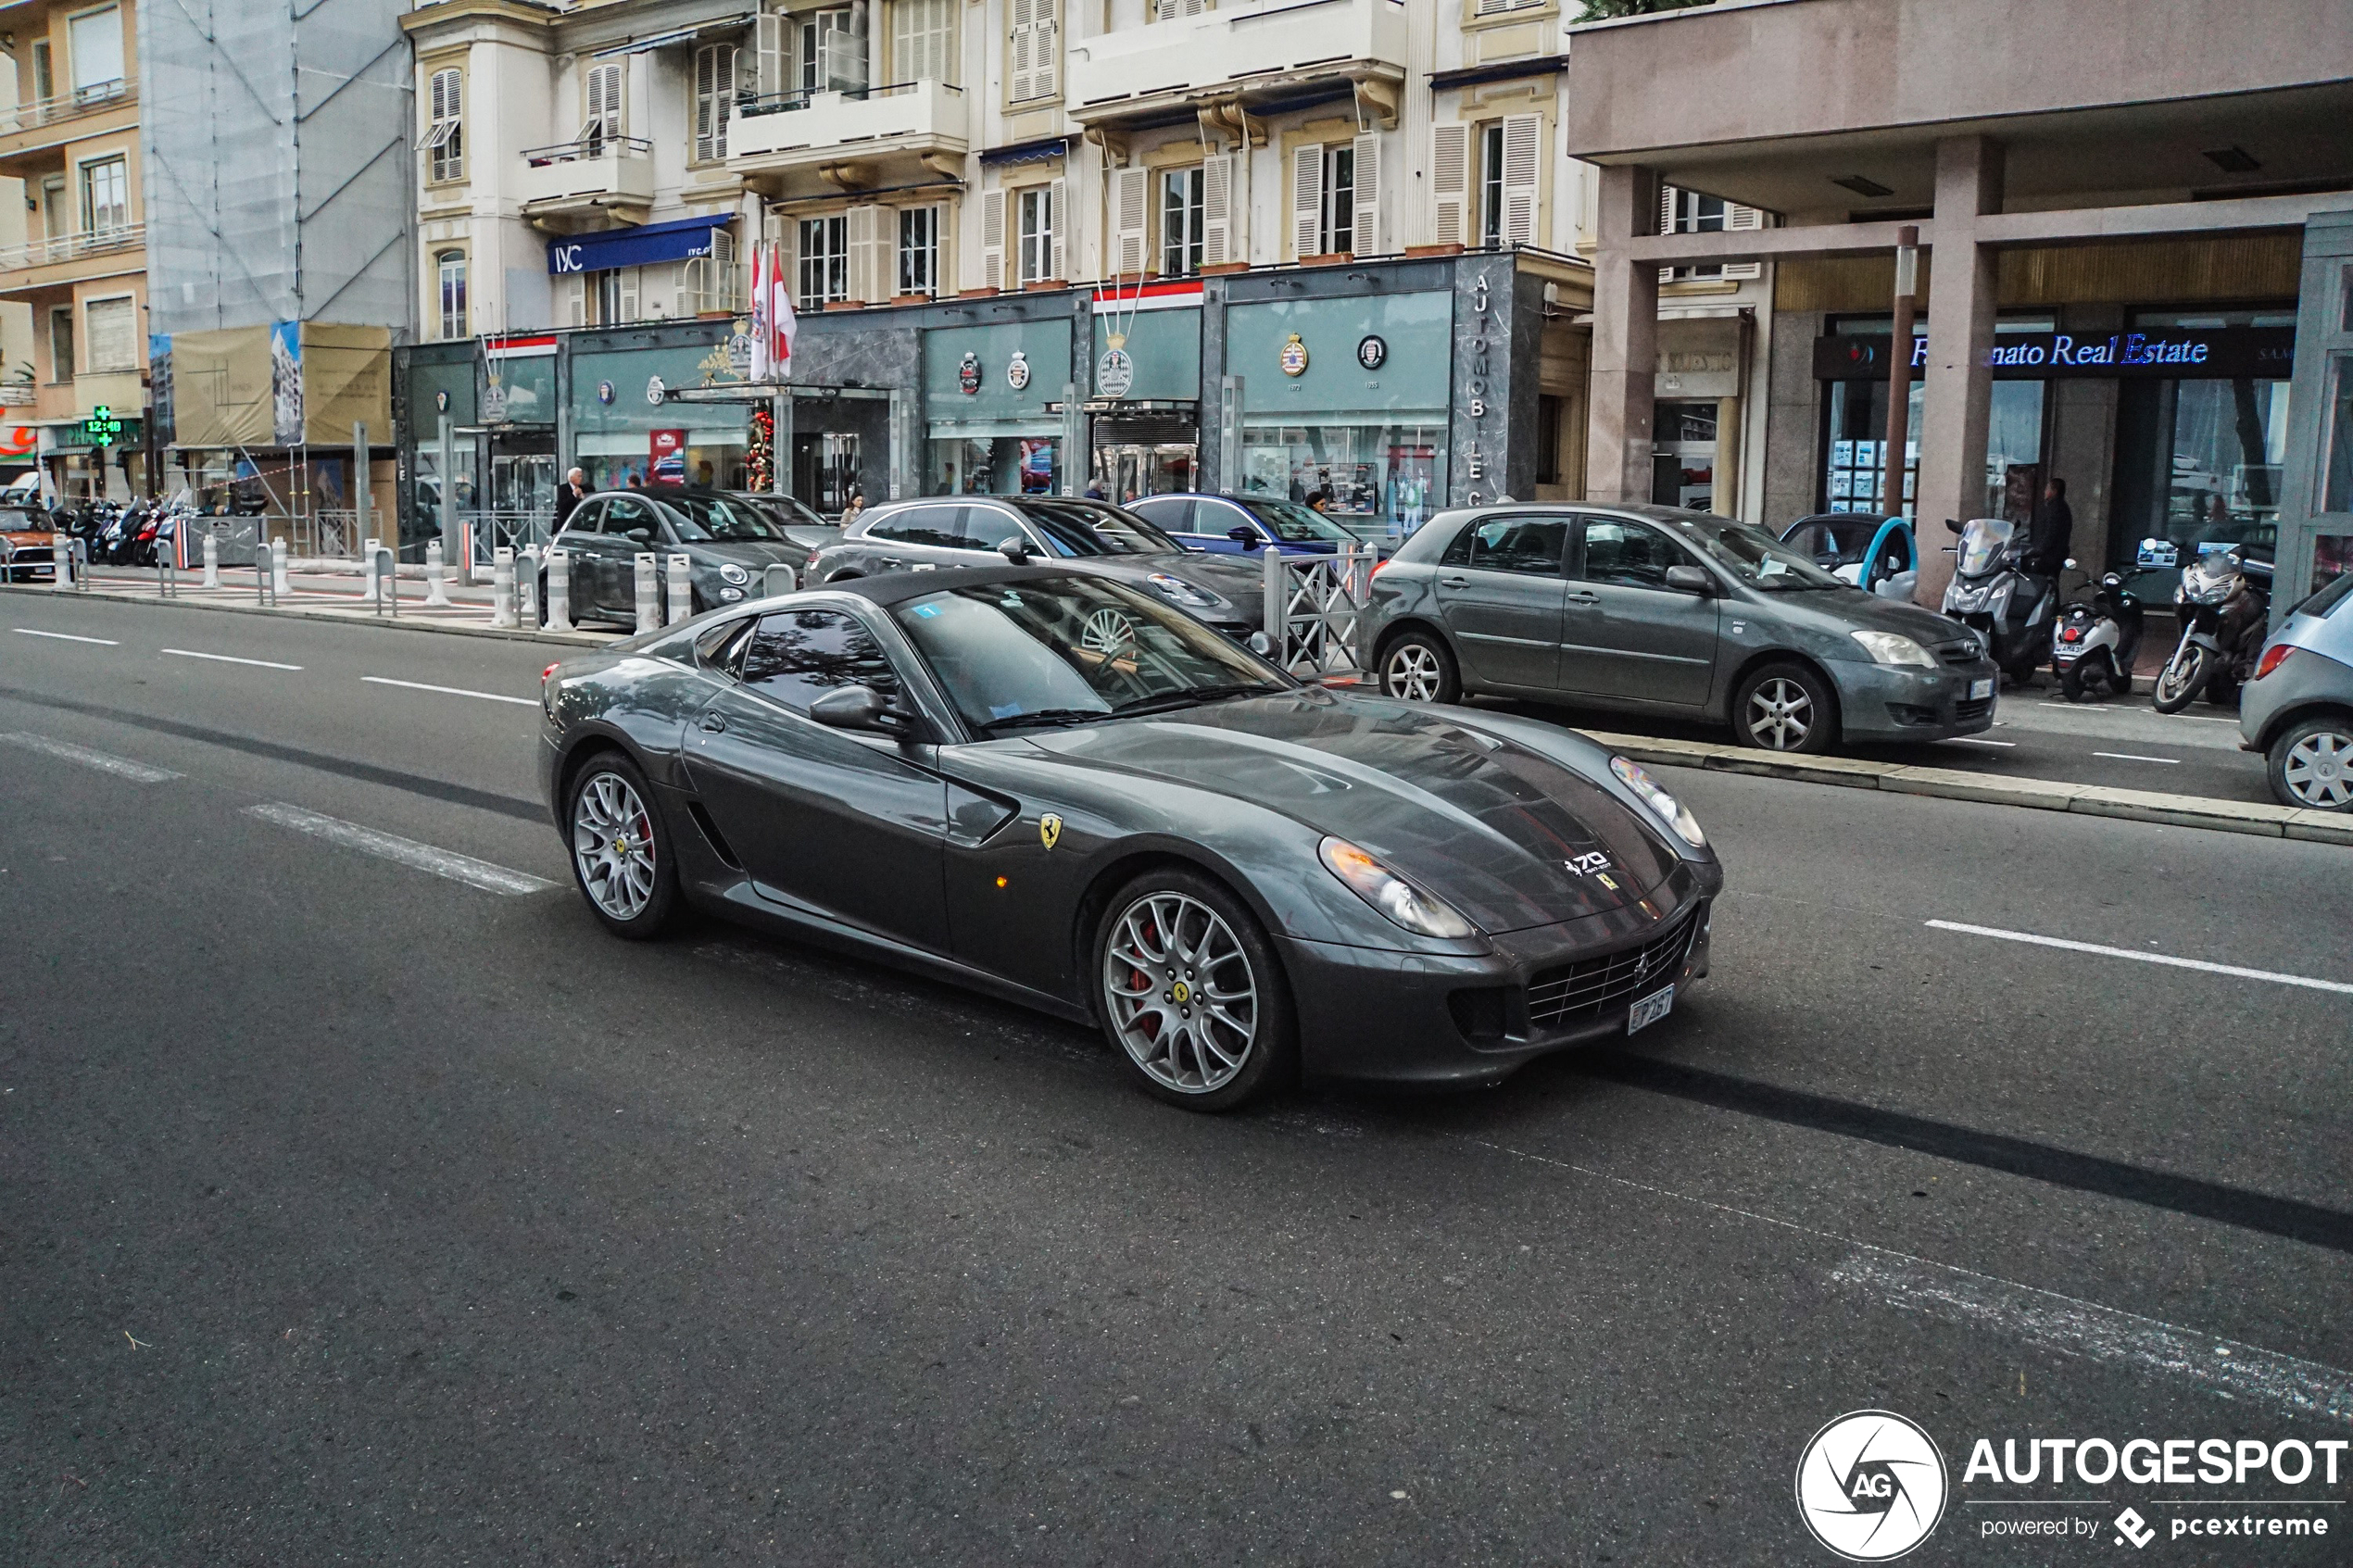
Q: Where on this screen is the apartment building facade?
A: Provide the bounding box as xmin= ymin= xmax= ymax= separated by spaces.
xmin=0 ymin=0 xmax=145 ymax=499
xmin=401 ymin=0 xmax=1786 ymax=542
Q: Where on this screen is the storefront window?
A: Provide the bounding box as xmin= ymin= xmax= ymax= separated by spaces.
xmin=2115 ymin=375 xmax=2288 ymax=589
xmin=930 ymin=435 xmax=1058 ymax=496
xmin=1239 ymin=422 xmax=1443 ymax=540
xmin=2322 ymin=353 xmax=2353 ymax=515
xmin=1651 ymin=400 xmax=1718 ymax=510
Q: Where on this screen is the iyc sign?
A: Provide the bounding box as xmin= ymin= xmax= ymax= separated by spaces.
xmin=82 ymin=406 xmax=124 ymax=448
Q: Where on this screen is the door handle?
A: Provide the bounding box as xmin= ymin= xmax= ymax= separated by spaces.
xmin=1566 ymin=591 xmax=1600 ymax=605
xmin=698 ymin=715 xmax=727 ymax=734
xmin=1440 ymin=575 xmax=1469 ymax=587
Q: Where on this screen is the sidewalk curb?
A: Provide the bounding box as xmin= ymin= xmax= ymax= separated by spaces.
xmin=1 ymin=583 xmax=614 ymax=649
xmin=1580 ymin=728 xmax=2353 ymax=847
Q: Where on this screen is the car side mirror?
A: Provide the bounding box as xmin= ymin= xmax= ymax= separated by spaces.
xmin=1664 ymin=564 xmax=1714 ymax=595
xmin=809 ymin=684 xmax=887 ymax=729
xmin=998 ymin=536 xmax=1030 ymax=564
xmin=1228 ymin=525 xmax=1257 ymax=545
xmin=1945 ymin=518 xmax=1964 ymax=535
xmin=625 ymin=526 xmax=653 ymax=545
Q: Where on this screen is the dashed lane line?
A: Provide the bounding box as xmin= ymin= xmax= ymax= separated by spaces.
xmin=1927 ymin=920 xmax=2353 ymax=996
xmin=160 ymin=647 xmax=302 ymax=671
xmin=244 ymin=802 xmax=558 ymax=896
xmin=361 ymin=675 xmax=538 ymax=707
xmin=2094 ymin=751 xmax=2181 ymax=764
xmin=14 ymin=627 xmax=119 ymax=646
xmin=0 ymin=730 xmax=181 ymax=783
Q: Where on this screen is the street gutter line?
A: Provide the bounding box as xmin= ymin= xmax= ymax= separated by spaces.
xmin=1944 ymin=736 xmax=2016 ymax=747
xmin=1926 ymin=920 xmax=2353 ymax=995
xmin=14 ymin=627 xmax=118 ymax=645
xmin=245 ymin=803 xmax=557 ymax=896
xmin=361 ymin=675 xmax=539 ymax=707
xmin=161 ymin=647 xmax=303 ymax=671
xmin=0 ymin=731 xmax=181 ymax=783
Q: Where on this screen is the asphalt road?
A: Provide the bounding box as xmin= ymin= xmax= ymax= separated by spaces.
xmin=4 ymin=594 xmax=2349 ymax=1565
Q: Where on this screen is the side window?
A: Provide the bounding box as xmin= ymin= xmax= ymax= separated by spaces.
xmin=1154 ymin=498 xmax=1202 ymax=535
xmin=1786 ymin=521 xmax=1830 ymax=561
xmin=1439 ymin=522 xmax=1477 ymax=567
xmin=1465 ymin=514 xmax=1569 ymax=577
xmin=1579 ymin=517 xmax=1685 ymax=591
xmin=566 ymin=499 xmax=605 ymax=535
xmin=606 ymin=496 xmax=658 ymax=540
xmin=737 ymin=608 xmax=901 ymax=713
xmin=869 ymin=504 xmax=962 ymax=549
xmin=958 ymin=507 xmax=1023 ymax=550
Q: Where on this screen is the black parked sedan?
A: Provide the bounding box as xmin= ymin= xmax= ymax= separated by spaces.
xmin=545 ymin=487 xmax=814 ymax=625
xmin=539 ymin=565 xmax=1721 ymax=1110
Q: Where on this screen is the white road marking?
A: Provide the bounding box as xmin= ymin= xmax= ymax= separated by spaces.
xmin=0 ymin=731 xmax=180 ymax=783
xmin=1831 ymin=1251 xmax=2353 ymax=1424
xmin=14 ymin=627 xmax=119 ymax=646
xmin=161 ymin=647 xmax=302 ymax=671
xmin=1944 ymin=736 xmax=2017 ymax=747
xmin=244 ymin=803 xmax=556 ymax=895
xmin=361 ymin=675 xmax=537 ymax=707
xmin=1457 ymin=1134 xmax=2353 ymax=1425
xmin=2039 ymin=700 xmax=2108 ymax=710
xmin=2092 ymin=751 xmax=2181 ymax=764
xmin=1927 ymin=920 xmax=2353 ymax=996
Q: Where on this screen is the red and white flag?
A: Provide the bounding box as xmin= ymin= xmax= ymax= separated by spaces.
xmin=768 ymin=242 xmax=797 ymax=378
xmin=748 ymin=242 xmax=774 ymax=383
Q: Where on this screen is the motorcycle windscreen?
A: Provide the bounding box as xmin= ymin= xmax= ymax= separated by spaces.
xmin=1957 ymin=518 xmax=2014 ymax=576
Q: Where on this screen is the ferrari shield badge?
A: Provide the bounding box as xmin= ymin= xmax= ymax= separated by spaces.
xmin=1038 ymin=813 xmax=1063 ymax=850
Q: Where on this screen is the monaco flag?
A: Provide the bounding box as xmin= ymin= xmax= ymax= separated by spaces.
xmin=768 ymin=241 xmax=798 ymax=377
xmin=749 ymin=243 xmax=774 ymax=383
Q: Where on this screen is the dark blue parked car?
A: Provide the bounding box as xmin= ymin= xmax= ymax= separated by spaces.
xmin=1129 ymin=493 xmax=1376 ymax=558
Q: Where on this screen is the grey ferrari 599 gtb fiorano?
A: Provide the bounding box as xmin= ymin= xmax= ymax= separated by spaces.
xmin=538 ymin=564 xmax=1722 ymax=1111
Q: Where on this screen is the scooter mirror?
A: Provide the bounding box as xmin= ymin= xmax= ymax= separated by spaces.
xmin=1944 ymin=518 xmax=1964 ymax=535
xmin=2064 ymin=558 xmax=2078 ymax=571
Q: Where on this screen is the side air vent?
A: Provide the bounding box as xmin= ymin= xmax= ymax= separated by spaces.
xmin=686 ymin=800 xmax=742 ymax=870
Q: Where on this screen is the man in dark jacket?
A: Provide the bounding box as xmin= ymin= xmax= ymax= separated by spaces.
xmin=552 ymin=468 xmax=585 ymax=530
xmin=2026 ymin=476 xmax=2073 ymax=576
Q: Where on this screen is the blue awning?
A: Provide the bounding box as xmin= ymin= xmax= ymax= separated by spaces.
xmin=547 ymin=215 xmax=735 ymax=277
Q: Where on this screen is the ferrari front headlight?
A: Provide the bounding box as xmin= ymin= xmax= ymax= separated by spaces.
xmin=1317 ymin=836 xmax=1476 ymax=939
xmin=1609 ymin=757 xmax=1706 ymax=848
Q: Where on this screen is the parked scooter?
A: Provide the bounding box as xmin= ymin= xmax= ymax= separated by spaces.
xmin=2152 ymin=544 xmax=2272 ymax=713
xmin=2050 ymin=561 xmax=2150 ymax=702
xmin=1941 ymin=517 xmax=2060 ymax=684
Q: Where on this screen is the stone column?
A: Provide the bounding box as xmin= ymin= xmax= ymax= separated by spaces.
xmin=1914 ymin=135 xmax=2004 ymax=608
xmin=1584 ymin=163 xmax=1659 ymax=505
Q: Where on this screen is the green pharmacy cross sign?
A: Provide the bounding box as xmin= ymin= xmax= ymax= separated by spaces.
xmin=82 ymin=406 xmax=124 ymax=448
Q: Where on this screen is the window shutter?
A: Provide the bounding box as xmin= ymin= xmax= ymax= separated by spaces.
xmin=565 ymin=276 xmax=585 ymax=328
xmin=695 ymin=46 xmax=735 ymax=161
xmin=1500 ymin=112 xmax=1540 ymax=248
xmin=1111 ymin=166 xmax=1148 ymax=277
xmin=982 ymin=187 xmax=1005 ymax=290
xmin=1725 ymin=202 xmax=1763 ymax=279
xmin=86 ymin=297 xmax=134 ymax=371
xmin=585 ymin=62 xmax=623 ymax=144
xmin=845 ymin=204 xmax=879 ymax=302
xmin=1350 ymin=132 xmax=1380 ymax=257
xmin=1007 ymin=0 xmax=1034 ymax=102
xmin=1032 ymin=1 xmax=1058 ymax=100
xmin=1202 ymin=153 xmax=1232 ymax=267
xmin=755 ymin=11 xmax=785 ymax=98
xmin=1048 ymin=177 xmax=1066 ymax=281
xmin=1429 ymin=122 xmax=1466 ymax=247
xmin=617 ymin=268 xmax=640 ymax=323
xmin=1290 ymin=144 xmax=1321 ymax=258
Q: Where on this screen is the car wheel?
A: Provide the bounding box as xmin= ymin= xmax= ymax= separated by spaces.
xmin=1378 ymin=631 xmax=1460 ymax=704
xmin=1733 ymin=661 xmax=1837 ymax=753
xmin=566 ymin=752 xmax=679 ymax=938
xmin=1094 ymin=868 xmax=1296 ymax=1112
xmin=2269 ymin=716 xmax=2353 ymax=812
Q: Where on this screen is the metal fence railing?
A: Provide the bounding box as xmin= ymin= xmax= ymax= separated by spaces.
xmin=459 ymin=511 xmax=553 ymax=571
xmin=1260 ymin=545 xmax=1376 ymax=677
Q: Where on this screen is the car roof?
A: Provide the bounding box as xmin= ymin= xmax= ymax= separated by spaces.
xmin=824 ymin=562 xmax=1088 ymax=607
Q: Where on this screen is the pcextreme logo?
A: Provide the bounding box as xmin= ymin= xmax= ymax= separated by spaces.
xmin=1796 ymin=1410 xmax=1951 ymax=1561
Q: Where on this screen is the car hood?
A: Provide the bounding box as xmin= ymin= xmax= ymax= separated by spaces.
xmin=3 ymin=527 xmax=51 ymax=545
xmin=682 ymin=539 xmax=811 ymax=569
xmin=1023 ymin=691 xmax=1683 ymax=934
xmin=1768 ymin=583 xmax=1970 ymax=648
xmin=1076 ymin=551 xmax=1265 ymax=621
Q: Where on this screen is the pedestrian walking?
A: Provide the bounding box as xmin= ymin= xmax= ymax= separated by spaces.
xmin=2027 ymin=476 xmax=2073 ymax=577
xmin=552 ymin=468 xmax=586 ymax=530
xmin=840 ymin=491 xmax=865 ymax=527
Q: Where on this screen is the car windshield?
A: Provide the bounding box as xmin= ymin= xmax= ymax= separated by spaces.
xmin=1669 ymin=515 xmax=1848 ymax=592
xmin=1236 ymin=495 xmax=1356 ymax=544
xmin=893 ymin=577 xmax=1286 ymax=735
xmin=736 ymin=492 xmax=827 ymax=530
xmin=663 ymin=494 xmax=789 ymax=542
xmin=1017 ymin=497 xmax=1178 ymax=558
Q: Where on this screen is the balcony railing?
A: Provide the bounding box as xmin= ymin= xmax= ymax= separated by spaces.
xmin=1065 ymin=0 xmax=1407 ymax=120
xmin=0 ymin=223 xmax=145 ymax=272
xmin=0 ymin=78 xmax=133 ymax=138
xmin=522 ymin=134 xmax=652 ymax=168
xmin=736 ymin=80 xmax=959 ymax=119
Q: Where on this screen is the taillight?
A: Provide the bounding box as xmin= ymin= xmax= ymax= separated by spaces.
xmin=542 ymin=662 xmax=560 ymax=685
xmin=2060 ymin=626 xmax=2082 ymax=643
xmin=1370 ymin=557 xmax=1391 ymax=579
xmin=2255 ymin=644 xmax=2295 ymax=681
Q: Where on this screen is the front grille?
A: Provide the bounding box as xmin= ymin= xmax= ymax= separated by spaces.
xmin=1526 ymin=906 xmax=1701 ymax=1032
xmin=1936 ymin=641 xmax=1982 ymax=666
xmin=1955 ymin=696 xmax=1994 ymax=721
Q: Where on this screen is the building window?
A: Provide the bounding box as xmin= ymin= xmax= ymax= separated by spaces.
xmin=80 ymin=157 xmax=128 ymax=234
xmin=436 ymin=249 xmax=468 ymax=340
xmin=1016 ymin=185 xmax=1055 ymax=284
xmin=1665 ymin=186 xmax=1726 ymax=281
xmin=892 ymin=0 xmax=955 ymax=84
xmin=799 ymin=8 xmax=866 ymax=95
xmin=799 ymin=214 xmax=848 ymax=308
xmin=1320 ymin=144 xmax=1355 ymax=257
xmin=694 ymin=44 xmax=736 ymax=162
xmin=898 ymin=206 xmax=939 ymax=297
xmin=1161 ymin=167 xmax=1203 ymax=277
xmin=1006 ymin=0 xmax=1058 ymax=104
xmin=596 ymin=270 xmax=624 ymax=324
xmin=1535 ymin=393 xmax=1564 ymax=485
xmin=31 ymin=40 xmax=53 ymax=104
xmin=48 ymin=307 xmax=74 ymax=383
xmin=583 ymin=62 xmax=624 ymax=153
xmin=425 ymin=68 xmax=464 ymax=183
xmin=68 ymin=6 xmax=124 ymax=99
xmin=85 ymin=295 xmax=136 ymax=372
xmin=1478 ymin=123 xmax=1504 ymax=247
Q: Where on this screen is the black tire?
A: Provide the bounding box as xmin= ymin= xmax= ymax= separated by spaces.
xmin=1091 ymin=866 xmax=1296 ymax=1113
xmin=1377 ymin=628 xmax=1461 ymax=704
xmin=563 ymin=751 xmax=680 ymax=939
xmin=2152 ymin=645 xmax=2210 ymax=714
xmin=1731 ymin=660 xmax=1839 ymax=754
xmin=2266 ymin=714 xmax=2353 ymax=812
xmin=2058 ymin=661 xmax=2092 ymax=703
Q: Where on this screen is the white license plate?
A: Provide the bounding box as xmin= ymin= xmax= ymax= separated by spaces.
xmin=1627 ymin=985 xmax=1675 ymax=1035
xmin=1969 ymin=678 xmax=1994 ymax=699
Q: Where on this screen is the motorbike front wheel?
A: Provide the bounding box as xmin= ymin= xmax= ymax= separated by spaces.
xmin=2152 ymin=645 xmax=2211 ymax=714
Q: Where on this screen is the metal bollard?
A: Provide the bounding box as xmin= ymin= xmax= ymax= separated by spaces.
xmin=271 ymin=535 xmax=293 ymax=599
xmin=634 ymin=552 xmax=659 ymax=633
xmin=762 ymin=562 xmax=798 ymax=598
xmin=157 ymin=535 xmax=179 ymax=597
xmin=51 ymin=530 xmax=69 ymax=589
xmin=202 ymin=530 xmax=220 ymax=590
xmin=665 ymin=552 xmax=693 ymax=625
xmin=424 ymin=538 xmax=452 ymax=608
xmin=1261 ymin=545 xmax=1284 ymax=668
xmin=256 ymin=539 xmax=279 ymax=606
xmin=491 ymin=546 xmax=517 ymax=628
xmin=371 ymin=541 xmax=398 ymax=618
xmin=362 ymin=537 xmax=384 ymax=603
xmin=518 ymin=544 xmax=541 ymax=628
xmin=545 ymin=548 xmax=573 ymax=633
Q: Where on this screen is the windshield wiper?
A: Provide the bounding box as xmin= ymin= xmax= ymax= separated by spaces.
xmin=975 ymin=708 xmax=1111 ymax=734
xmin=1110 ymin=683 xmax=1277 ymax=718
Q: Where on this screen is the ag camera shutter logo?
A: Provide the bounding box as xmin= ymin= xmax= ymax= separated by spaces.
xmin=1795 ymin=1411 xmax=1948 ymax=1561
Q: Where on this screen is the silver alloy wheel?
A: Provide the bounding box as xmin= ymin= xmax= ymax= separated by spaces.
xmin=1385 ymin=643 xmax=1443 ymax=701
xmin=572 ymin=770 xmax=659 ymax=921
xmin=1081 ymin=606 xmax=1137 ymax=657
xmin=2282 ymin=729 xmax=2353 ymax=808
xmin=1102 ymin=891 xmax=1258 ymax=1095
xmin=1745 ymin=676 xmax=1814 ymax=749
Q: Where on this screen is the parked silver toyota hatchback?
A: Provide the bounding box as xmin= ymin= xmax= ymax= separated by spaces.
xmin=1361 ymin=503 xmax=1999 ymax=752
